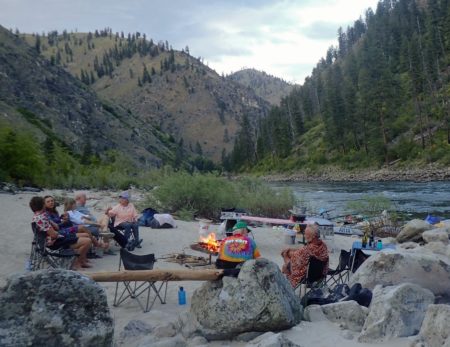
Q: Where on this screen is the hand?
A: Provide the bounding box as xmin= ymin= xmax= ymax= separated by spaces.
xmin=105 ymin=207 xmax=112 ymax=215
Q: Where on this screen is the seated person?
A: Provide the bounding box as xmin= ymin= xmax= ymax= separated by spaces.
xmin=74 ymin=191 xmax=100 ymax=237
xmin=106 ymin=191 xmax=141 ymax=250
xmin=29 ymin=196 xmax=91 ymax=270
xmin=281 ymin=223 xmax=329 ymax=287
xmin=216 ymin=221 xmax=260 ymax=270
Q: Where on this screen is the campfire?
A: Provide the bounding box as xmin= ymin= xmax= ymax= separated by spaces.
xmin=198 ymin=232 xmax=221 ymax=253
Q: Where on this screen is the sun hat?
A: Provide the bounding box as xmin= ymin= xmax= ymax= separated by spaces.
xmin=119 ymin=191 xmax=130 ymax=200
xmin=232 ymin=221 xmax=251 ymax=232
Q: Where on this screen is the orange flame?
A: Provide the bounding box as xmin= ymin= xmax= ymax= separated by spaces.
xmin=199 ymin=232 xmax=220 ymax=253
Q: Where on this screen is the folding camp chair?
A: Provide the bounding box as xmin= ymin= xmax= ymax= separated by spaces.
xmin=28 ymin=222 xmax=78 ymax=271
xmin=294 ymin=256 xmax=327 ymax=298
xmin=350 ymin=249 xmax=370 ymax=273
xmin=113 ymin=248 xmax=168 ymax=312
xmin=326 ymin=249 xmax=351 ymax=288
xmin=108 ymin=217 xmax=142 ymax=251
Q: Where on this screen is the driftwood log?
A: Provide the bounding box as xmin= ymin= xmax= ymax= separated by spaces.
xmin=85 ymin=269 xmax=224 ymax=282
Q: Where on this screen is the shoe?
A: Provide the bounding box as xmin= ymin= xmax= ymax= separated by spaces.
xmin=103 ymin=249 xmax=116 ymax=255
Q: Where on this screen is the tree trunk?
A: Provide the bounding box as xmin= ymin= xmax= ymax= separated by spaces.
xmin=86 ymin=269 xmax=224 ymax=282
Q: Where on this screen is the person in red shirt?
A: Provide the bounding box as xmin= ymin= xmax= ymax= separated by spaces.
xmin=281 ymin=223 xmax=329 ymax=287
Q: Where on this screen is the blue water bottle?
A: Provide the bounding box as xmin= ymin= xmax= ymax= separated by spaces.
xmin=377 ymin=239 xmax=382 ymax=250
xmin=178 ymin=286 xmax=186 ymax=305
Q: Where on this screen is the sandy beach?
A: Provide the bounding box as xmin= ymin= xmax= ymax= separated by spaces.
xmin=0 ymin=190 xmax=412 ymax=347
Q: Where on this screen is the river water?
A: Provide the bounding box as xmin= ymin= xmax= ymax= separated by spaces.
xmin=269 ymin=181 xmax=450 ymax=220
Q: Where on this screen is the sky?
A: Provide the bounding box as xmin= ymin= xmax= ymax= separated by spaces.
xmin=0 ymin=0 xmax=380 ymax=84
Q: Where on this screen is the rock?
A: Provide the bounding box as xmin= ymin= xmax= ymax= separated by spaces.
xmin=423 ymin=241 xmax=448 ymax=256
xmin=358 ymin=283 xmax=434 ymax=343
xmin=349 ymin=251 xmax=450 ymax=296
xmin=412 ymin=304 xmax=450 ymax=347
xmin=398 ymin=241 xmax=420 ymax=250
xmin=148 ymin=335 xmax=186 ymax=347
xmin=422 ymin=229 xmax=449 ymax=244
xmin=303 ymin=305 xmax=327 ymax=322
xmin=246 ymin=332 xmax=301 ymax=347
xmin=153 ymin=322 xmax=177 ymax=338
xmin=187 ymin=335 xmax=208 ymax=347
xmin=119 ymin=320 xmax=152 ymax=341
xmin=321 ymin=301 xmax=369 ymax=332
xmin=184 ymin=258 xmax=302 ymax=340
xmin=0 ymin=270 xmax=113 ymax=347
xmin=396 ymin=219 xmax=433 ymax=243
xmin=341 ymin=330 xmax=355 ymax=340
xmin=235 ymin=331 xmax=265 ymax=342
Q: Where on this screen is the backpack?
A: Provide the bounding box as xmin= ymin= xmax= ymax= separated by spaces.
xmin=138 ymin=208 xmax=158 ymax=226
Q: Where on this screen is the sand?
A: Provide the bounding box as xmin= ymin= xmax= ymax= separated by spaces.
xmin=0 ymin=189 xmax=411 ymax=347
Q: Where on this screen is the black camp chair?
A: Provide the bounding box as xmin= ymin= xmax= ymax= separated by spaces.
xmin=113 ymin=248 xmax=168 ymax=312
xmin=326 ymin=249 xmax=352 ymax=288
xmin=294 ymin=256 xmax=327 ymax=297
xmin=28 ymin=222 xmax=78 ymax=271
xmin=350 ymin=249 xmax=370 ymax=273
xmin=108 ymin=217 xmax=142 ymax=251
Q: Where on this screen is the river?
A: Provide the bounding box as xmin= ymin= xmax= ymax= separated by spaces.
xmin=269 ymin=181 xmax=450 ymax=220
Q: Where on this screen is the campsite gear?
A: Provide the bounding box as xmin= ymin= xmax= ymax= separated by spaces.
xmin=138 ymin=207 xmax=158 ymax=226
xmin=343 ymin=283 xmax=372 ymax=307
xmin=198 ymin=219 xmax=213 ymax=238
xmin=178 ymin=287 xmax=186 ymax=305
xmin=425 ymin=214 xmax=441 ymax=225
xmin=284 ymin=228 xmax=296 ymax=245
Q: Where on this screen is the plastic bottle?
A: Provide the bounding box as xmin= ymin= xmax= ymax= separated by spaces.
xmin=377 ymin=239 xmax=382 ymax=250
xmin=178 ymin=286 xmax=186 ymax=305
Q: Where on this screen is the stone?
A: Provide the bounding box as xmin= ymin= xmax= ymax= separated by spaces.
xmin=183 ymin=258 xmax=302 ymax=340
xmin=422 ymin=229 xmax=449 ymax=244
xmin=153 ymin=322 xmax=177 ymax=338
xmin=148 ymin=335 xmax=186 ymax=347
xmin=235 ymin=331 xmax=265 ymax=342
xmin=246 ymin=332 xmax=301 ymax=347
xmin=349 ymin=251 xmax=450 ymax=296
xmin=423 ymin=241 xmax=448 ymax=256
xmin=340 ymin=330 xmax=355 ymax=340
xmin=187 ymin=335 xmax=208 ymax=347
xmin=119 ymin=319 xmax=152 ymax=341
xmin=303 ymin=305 xmax=327 ymax=322
xmin=398 ymin=241 xmax=420 ymax=250
xmin=321 ymin=301 xmax=369 ymax=332
xmin=0 ymin=270 xmax=113 ymax=347
xmin=412 ymin=304 xmax=450 ymax=347
xmin=358 ymin=283 xmax=434 ymax=343
xmin=396 ymin=219 xmax=433 ymax=243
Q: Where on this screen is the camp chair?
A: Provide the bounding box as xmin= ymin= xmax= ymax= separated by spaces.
xmin=113 ymin=248 xmax=168 ymax=312
xmin=108 ymin=217 xmax=141 ymax=251
xmin=325 ymin=249 xmax=351 ymax=288
xmin=350 ymin=249 xmax=369 ymax=273
xmin=28 ymin=222 xmax=78 ymax=271
xmin=294 ymin=256 xmax=327 ymax=298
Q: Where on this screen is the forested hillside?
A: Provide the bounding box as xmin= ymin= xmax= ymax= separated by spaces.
xmin=228 ymin=0 xmax=450 ymax=172
xmin=21 ymin=29 xmax=270 ymax=162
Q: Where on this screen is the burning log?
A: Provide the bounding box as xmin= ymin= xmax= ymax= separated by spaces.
xmin=86 ymin=269 xmax=224 ymax=282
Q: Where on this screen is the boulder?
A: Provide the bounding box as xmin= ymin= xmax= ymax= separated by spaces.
xmin=321 ymin=301 xmax=369 ymax=332
xmin=119 ymin=320 xmax=152 ymax=342
xmin=303 ymin=305 xmax=327 ymax=322
xmin=182 ymin=258 xmax=302 ymax=340
xmin=423 ymin=241 xmax=448 ymax=256
xmin=398 ymin=241 xmax=420 ymax=250
xmin=412 ymin=305 xmax=450 ymax=347
xmin=396 ymin=219 xmax=433 ymax=243
xmin=247 ymin=332 xmax=301 ymax=347
xmin=358 ymin=283 xmax=434 ymax=343
xmin=0 ymin=270 xmax=113 ymax=347
xmin=349 ymin=251 xmax=450 ymax=296
xmin=422 ymin=229 xmax=449 ymax=244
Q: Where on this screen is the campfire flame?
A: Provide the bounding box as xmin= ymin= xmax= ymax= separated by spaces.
xmin=199 ymin=232 xmax=220 ymax=253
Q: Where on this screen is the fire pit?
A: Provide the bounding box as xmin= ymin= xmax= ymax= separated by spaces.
xmin=190 ymin=232 xmax=222 ymax=264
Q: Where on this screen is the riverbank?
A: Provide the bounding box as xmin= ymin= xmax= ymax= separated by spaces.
xmin=259 ymin=164 xmax=450 ymax=182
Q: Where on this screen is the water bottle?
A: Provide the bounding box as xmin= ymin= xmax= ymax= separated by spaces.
xmin=377 ymin=239 xmax=382 ymax=250
xmin=178 ymin=286 xmax=186 ymax=305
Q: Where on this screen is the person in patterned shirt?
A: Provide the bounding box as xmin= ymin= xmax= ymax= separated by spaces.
xmin=281 ymin=223 xmax=329 ymax=287
xmin=30 ymin=196 xmax=92 ymax=270
xmin=216 ymin=221 xmax=261 ymax=269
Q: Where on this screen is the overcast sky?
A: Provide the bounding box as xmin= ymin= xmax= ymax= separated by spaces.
xmin=0 ymin=0 xmax=380 ymax=84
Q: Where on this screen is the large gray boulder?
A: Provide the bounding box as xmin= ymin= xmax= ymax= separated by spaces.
xmin=358 ymin=283 xmax=434 ymax=343
xmin=321 ymin=301 xmax=369 ymax=332
xmin=246 ymin=332 xmax=301 ymax=347
xmin=349 ymin=251 xmax=450 ymax=296
xmin=0 ymin=270 xmax=113 ymax=347
xmin=396 ymin=219 xmax=433 ymax=243
xmin=181 ymin=258 xmax=302 ymax=340
xmin=412 ymin=304 xmax=450 ymax=347
xmin=422 ymin=228 xmax=449 ymax=244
